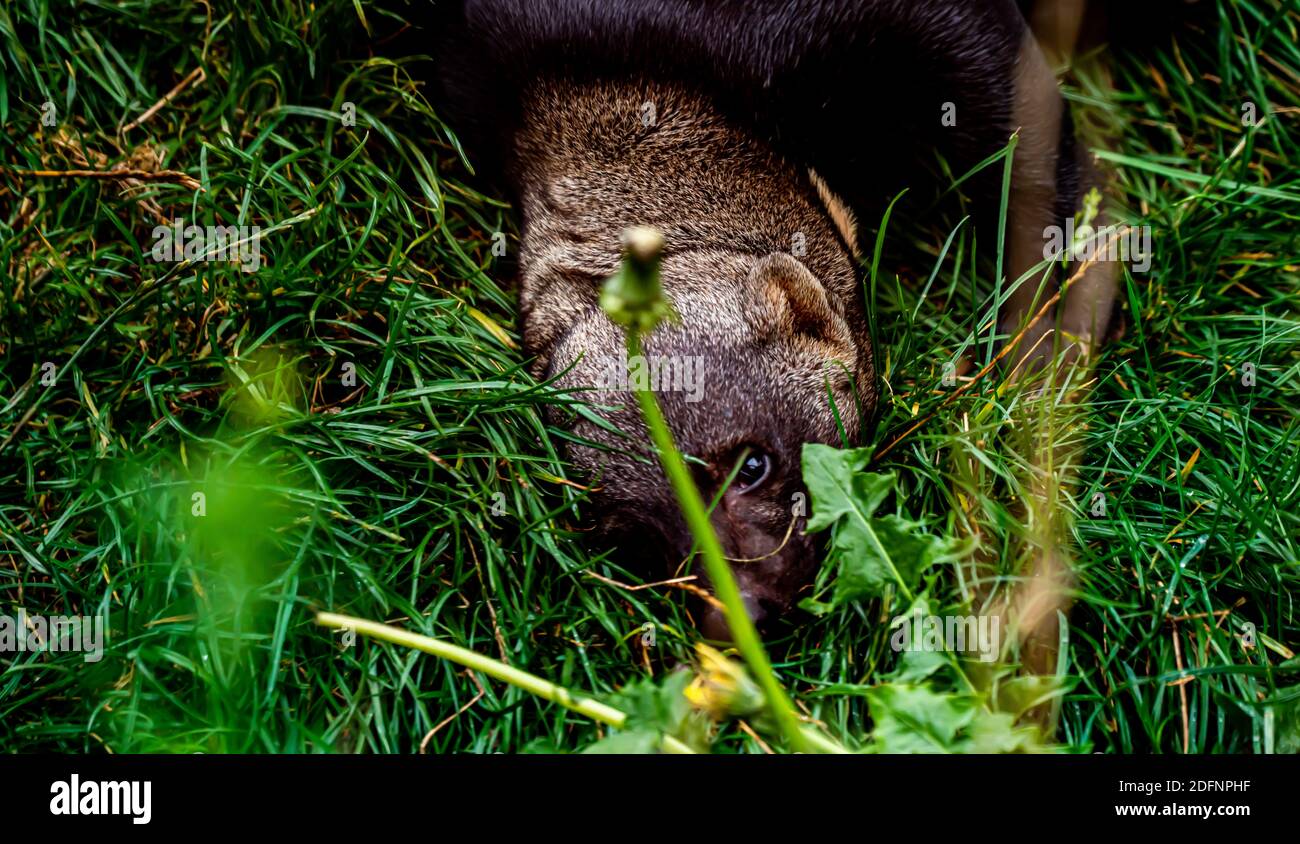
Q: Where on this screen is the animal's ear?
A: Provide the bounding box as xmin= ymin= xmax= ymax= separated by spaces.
xmin=749 ymin=253 xmax=850 ymax=344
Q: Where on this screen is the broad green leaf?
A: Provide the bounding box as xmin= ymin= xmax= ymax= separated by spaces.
xmin=581 ymin=729 xmax=661 ymax=754
xmin=599 ymin=670 xmax=712 ymax=752
xmin=803 ymin=445 xmax=893 ymax=533
xmin=886 ymin=647 xmax=948 ymax=685
xmin=993 ymin=675 xmax=1066 ymax=719
xmin=865 ymin=684 xmax=977 ymax=753
xmin=802 ymin=443 xmax=963 ymax=608
xmin=604 ymin=670 xmax=694 ymax=734
xmin=965 ymin=710 xmax=1043 ymax=753
xmin=865 ymin=684 xmax=1046 ymax=753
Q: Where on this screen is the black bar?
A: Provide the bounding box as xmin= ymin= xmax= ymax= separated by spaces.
xmin=4 ymin=753 xmax=1287 ymax=830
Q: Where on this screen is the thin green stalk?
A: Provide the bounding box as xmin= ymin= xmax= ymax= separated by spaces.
xmin=316 ymin=612 xmax=695 ymax=754
xmin=608 ymin=228 xmax=844 ymax=754
xmin=624 ymin=334 xmax=843 ymax=754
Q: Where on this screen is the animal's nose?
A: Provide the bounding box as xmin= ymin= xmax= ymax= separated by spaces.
xmin=698 ymin=593 xmax=767 ymax=642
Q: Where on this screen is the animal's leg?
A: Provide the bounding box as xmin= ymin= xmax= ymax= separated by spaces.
xmin=1002 ymin=23 xmax=1066 ymax=372
xmin=1003 ymin=2 xmax=1119 ymax=374
xmin=997 ymin=0 xmax=1121 ymax=698
xmin=1027 ymin=0 xmax=1087 ymax=68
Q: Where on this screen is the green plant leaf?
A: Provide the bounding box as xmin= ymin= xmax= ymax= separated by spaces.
xmin=604 ymin=670 xmax=694 ymax=733
xmin=864 ymin=684 xmax=977 ymax=753
xmin=965 ymin=710 xmax=1043 ymax=753
xmin=597 ymin=670 xmax=713 ymax=752
xmin=865 ymin=684 xmax=1045 ymax=753
xmin=802 ymin=443 xmax=963 ymax=608
xmin=885 ymin=647 xmax=949 ymax=685
xmin=581 ymin=729 xmax=662 ymax=754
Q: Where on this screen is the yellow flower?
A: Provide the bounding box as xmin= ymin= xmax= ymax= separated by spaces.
xmin=684 ymin=643 xmax=765 ymax=718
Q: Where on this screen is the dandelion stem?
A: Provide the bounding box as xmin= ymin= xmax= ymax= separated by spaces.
xmin=612 ymin=229 xmax=846 ymax=754
xmin=316 ymin=611 xmax=695 ymax=754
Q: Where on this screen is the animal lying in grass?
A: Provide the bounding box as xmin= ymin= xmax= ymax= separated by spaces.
xmin=432 ymin=0 xmax=1123 ymax=639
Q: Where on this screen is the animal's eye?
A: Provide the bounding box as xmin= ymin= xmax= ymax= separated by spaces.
xmin=735 ymin=451 xmax=772 ymax=492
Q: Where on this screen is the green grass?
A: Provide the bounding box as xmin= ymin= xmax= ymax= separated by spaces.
xmin=2 ymin=0 xmax=1297 ymax=754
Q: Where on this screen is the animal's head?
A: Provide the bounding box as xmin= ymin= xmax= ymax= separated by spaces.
xmin=529 ymin=248 xmax=873 ymax=638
